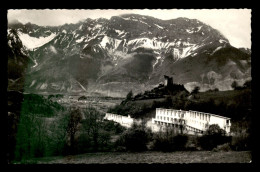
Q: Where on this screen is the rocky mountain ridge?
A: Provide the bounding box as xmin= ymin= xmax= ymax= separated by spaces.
xmin=7 ymin=14 xmax=251 ymax=97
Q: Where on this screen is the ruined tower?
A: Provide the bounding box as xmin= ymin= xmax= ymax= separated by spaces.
xmin=164 ymin=75 xmax=173 ymax=87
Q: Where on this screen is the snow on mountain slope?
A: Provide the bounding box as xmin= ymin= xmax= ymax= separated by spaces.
xmin=18 ymin=32 xmax=56 ymax=50
xmin=100 ymin=35 xmax=121 ymax=52
xmin=8 ymin=14 xmax=251 ymax=96
xmin=154 ymin=23 xmax=164 ymax=29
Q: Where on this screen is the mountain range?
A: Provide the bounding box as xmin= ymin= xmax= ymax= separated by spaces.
xmin=7 ymin=14 xmax=251 ymax=97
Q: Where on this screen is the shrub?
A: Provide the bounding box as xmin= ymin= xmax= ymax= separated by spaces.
xmin=114 ymin=123 xmax=126 ymax=134
xmin=230 ymin=132 xmax=251 ymax=151
xmin=152 ymin=127 xmax=188 ymax=152
xmin=102 ymin=120 xmax=126 ymax=134
xmin=76 ymin=133 xmax=93 ymax=153
xmin=115 ymin=122 xmax=152 ymax=152
xmin=198 ymin=124 xmax=231 ymax=150
xmin=212 ymin=143 xmax=231 ymax=152
xmin=184 ymin=135 xmax=199 ymax=151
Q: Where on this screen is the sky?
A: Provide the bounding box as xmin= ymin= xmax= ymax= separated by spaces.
xmin=8 ymin=9 xmax=251 ymax=49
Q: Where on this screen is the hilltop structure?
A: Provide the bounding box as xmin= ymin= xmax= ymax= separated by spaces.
xmin=164 ymin=75 xmax=173 ymax=87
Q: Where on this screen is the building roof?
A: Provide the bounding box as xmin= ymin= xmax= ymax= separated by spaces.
xmin=188 ymin=110 xmax=231 ymax=120
xmin=156 ymin=108 xmax=231 ymax=120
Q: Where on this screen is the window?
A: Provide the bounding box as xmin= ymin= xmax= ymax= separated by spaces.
xmin=167 ymin=117 xmax=169 ymax=121
xmin=164 ymin=117 xmax=166 ymax=120
xmin=226 ymin=120 xmax=229 ymax=124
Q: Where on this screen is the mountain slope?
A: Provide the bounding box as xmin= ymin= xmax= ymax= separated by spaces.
xmin=8 ymin=14 xmax=251 ymax=96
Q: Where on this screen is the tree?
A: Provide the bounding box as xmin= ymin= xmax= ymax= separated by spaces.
xmin=116 ymin=121 xmax=152 ymax=152
xmin=66 ymin=107 xmax=82 ymax=154
xmin=198 ymin=124 xmax=231 ymax=150
xmin=48 ymin=112 xmax=69 ymax=156
xmin=33 ymin=118 xmax=48 ymax=157
xmin=214 ymin=88 xmax=219 ymax=92
xmin=15 ymin=113 xmax=37 ymax=161
xmin=152 ymin=126 xmax=188 ymax=152
xmin=231 ymin=81 xmax=238 ymax=90
xmin=191 ymin=86 xmax=200 ymax=94
xmin=243 ymin=80 xmax=251 ymax=88
xmin=205 ymin=124 xmax=226 ymax=136
xmin=14 ymin=113 xmax=49 ymax=161
xmin=81 ymin=106 xmax=105 ymax=151
xmin=126 ymin=90 xmax=133 ymax=101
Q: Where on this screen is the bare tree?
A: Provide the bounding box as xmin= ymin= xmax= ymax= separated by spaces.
xmin=82 ymin=106 xmax=104 ymax=151
xmin=48 ymin=112 xmax=69 ymax=156
xmin=66 ymin=107 xmax=82 ymax=154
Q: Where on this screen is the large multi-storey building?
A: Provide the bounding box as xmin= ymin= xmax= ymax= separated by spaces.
xmin=152 ymin=108 xmax=231 ymax=134
xmin=104 ymin=108 xmax=231 ymax=135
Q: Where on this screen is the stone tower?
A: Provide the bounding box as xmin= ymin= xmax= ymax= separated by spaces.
xmin=164 ymin=75 xmax=173 ymax=87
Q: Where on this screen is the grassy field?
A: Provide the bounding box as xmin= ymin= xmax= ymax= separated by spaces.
xmin=26 ymin=151 xmax=251 ymax=164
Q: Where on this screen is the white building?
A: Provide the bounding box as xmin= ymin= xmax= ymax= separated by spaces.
xmin=104 ymin=108 xmax=231 ymax=135
xmin=104 ymin=113 xmax=136 ymax=128
xmin=104 ymin=113 xmax=161 ymax=132
xmin=152 ymin=108 xmax=231 ymax=134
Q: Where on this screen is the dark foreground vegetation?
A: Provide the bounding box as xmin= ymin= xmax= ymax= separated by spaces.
xmin=12 ymin=117 xmax=251 ymax=164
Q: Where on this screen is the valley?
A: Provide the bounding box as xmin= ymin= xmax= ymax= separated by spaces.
xmin=46 ymin=93 xmax=124 ymax=113
xmin=7 ymin=10 xmax=252 ymax=164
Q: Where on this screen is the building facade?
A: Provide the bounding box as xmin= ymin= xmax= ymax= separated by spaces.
xmin=104 ymin=113 xmax=136 ymax=128
xmin=104 ymin=113 xmax=161 ymax=132
xmin=152 ymin=108 xmax=231 ymax=134
xmin=104 ymin=108 xmax=231 ymax=135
